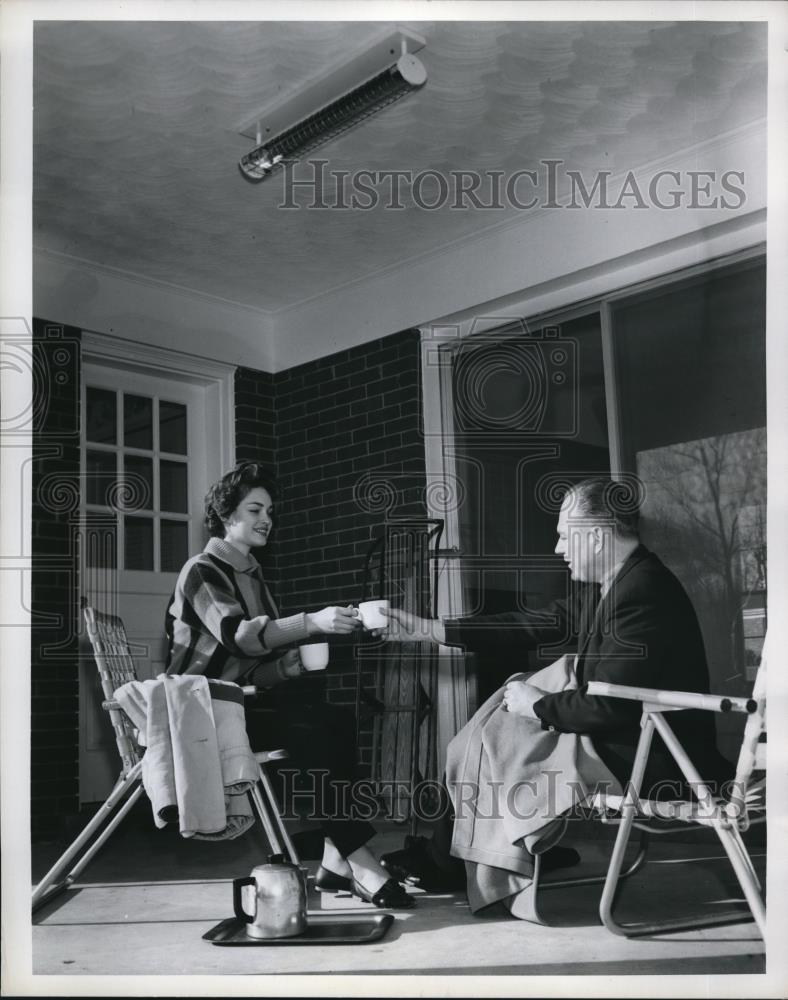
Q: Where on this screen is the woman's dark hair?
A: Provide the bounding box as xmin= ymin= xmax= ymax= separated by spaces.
xmin=204 ymin=462 xmax=278 ymax=538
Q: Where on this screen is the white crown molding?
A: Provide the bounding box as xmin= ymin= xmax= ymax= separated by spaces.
xmin=33 ymin=246 xmax=277 ymax=321
xmin=80 ymin=328 xmax=236 ymax=382
xmin=428 ymin=209 xmax=767 ymax=335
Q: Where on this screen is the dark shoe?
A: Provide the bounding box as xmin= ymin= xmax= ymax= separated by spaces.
xmin=540 ymin=845 xmax=581 ymax=872
xmin=351 ymin=876 xmax=415 ymax=909
xmin=314 ymin=864 xmax=353 ymax=894
xmin=380 ymin=835 xmax=465 ymax=891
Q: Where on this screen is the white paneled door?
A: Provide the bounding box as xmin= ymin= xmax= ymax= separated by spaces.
xmin=78 ymin=346 xmax=234 ymax=802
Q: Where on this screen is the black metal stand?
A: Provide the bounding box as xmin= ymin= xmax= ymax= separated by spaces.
xmin=354 ymin=519 xmax=444 ymax=834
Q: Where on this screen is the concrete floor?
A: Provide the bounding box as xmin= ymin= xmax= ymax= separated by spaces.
xmin=31 ymin=808 xmax=765 ymax=977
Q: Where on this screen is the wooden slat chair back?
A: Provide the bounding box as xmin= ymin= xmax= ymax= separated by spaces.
xmin=83 ymin=604 xmax=142 ymax=777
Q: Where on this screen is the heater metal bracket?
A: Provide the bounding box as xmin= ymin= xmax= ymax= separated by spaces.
xmin=237 ymin=26 xmax=426 ymax=145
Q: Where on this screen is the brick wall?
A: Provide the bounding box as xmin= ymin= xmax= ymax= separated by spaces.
xmin=234 ymin=366 xmax=276 ymax=470
xmin=236 ymin=329 xmax=427 ymax=769
xmin=234 ymin=366 xmax=279 ymax=595
xmin=30 ymin=320 xmax=82 ymax=837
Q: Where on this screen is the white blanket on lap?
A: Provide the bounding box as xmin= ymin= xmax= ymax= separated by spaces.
xmin=446 ymin=655 xmax=621 ymax=915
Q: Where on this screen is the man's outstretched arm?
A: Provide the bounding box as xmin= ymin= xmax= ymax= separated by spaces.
xmin=382 ymin=596 xmax=577 ymax=654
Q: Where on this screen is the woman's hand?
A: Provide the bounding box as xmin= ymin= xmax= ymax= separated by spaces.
xmin=278 ymin=647 xmax=304 ymax=679
xmin=306 ymin=605 xmax=360 ymax=635
xmin=379 ymin=607 xmax=446 ymax=644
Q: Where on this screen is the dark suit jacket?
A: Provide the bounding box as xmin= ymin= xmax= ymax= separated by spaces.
xmin=443 ymin=545 xmax=730 ymax=788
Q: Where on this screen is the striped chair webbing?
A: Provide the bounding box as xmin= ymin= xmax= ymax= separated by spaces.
xmin=84 ymin=605 xmax=142 ymax=776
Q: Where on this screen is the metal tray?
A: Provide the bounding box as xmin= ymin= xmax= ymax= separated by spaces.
xmin=203 ymin=913 xmax=394 ymax=946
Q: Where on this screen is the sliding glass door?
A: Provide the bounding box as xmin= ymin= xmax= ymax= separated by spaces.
xmin=447 ymin=253 xmax=766 ymax=743
xmin=610 ymin=256 xmax=766 ymax=758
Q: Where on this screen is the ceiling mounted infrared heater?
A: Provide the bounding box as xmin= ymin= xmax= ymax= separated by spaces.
xmin=238 ymin=27 xmax=427 ymax=182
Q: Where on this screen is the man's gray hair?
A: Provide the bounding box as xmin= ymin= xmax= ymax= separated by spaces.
xmin=565 ymin=476 xmax=641 ymax=539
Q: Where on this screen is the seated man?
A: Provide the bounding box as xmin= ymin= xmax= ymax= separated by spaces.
xmin=379 ymin=476 xmax=732 ymax=913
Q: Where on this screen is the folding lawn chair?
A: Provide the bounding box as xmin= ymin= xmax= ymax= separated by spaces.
xmin=32 ymin=605 xmax=299 ymax=913
xmin=527 ymin=636 xmax=767 ymax=939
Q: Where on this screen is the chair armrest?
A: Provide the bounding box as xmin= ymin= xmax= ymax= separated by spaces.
xmin=586 ymin=681 xmax=757 ymax=715
xmin=103 ymin=684 xmax=260 ymax=712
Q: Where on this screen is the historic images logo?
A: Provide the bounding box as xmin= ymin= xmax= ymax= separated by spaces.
xmin=277 ymin=159 xmax=747 ymax=212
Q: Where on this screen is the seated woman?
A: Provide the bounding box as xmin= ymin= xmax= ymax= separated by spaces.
xmin=165 ymin=460 xmax=412 ymax=909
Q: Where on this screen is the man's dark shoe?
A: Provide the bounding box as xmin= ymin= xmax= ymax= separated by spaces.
xmin=380 ymin=835 xmax=466 ymax=891
xmin=381 ymin=836 xmax=580 ymax=888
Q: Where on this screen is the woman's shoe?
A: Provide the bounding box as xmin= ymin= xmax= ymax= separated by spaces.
xmin=351 ymin=876 xmax=415 ymax=909
xmin=314 ymin=864 xmax=353 ymax=894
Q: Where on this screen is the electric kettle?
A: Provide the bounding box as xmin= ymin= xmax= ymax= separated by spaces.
xmin=233 ymin=854 xmax=307 ymax=939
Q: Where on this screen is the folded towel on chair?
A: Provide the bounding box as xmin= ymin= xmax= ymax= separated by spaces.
xmin=115 ymin=674 xmax=258 ymax=840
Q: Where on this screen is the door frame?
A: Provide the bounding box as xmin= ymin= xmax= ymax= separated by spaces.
xmin=81 ymin=331 xmax=236 ymax=471
xmin=78 ymin=330 xmax=236 ymax=802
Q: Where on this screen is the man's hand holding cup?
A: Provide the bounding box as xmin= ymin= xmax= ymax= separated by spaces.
xmin=376 ymin=607 xmax=446 ymax=644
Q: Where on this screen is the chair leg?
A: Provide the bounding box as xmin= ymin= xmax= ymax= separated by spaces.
xmin=249 ymin=783 xmax=285 ymax=858
xmin=598 ymin=785 xmax=646 ymax=936
xmin=724 ymin=822 xmax=762 ymax=892
xmin=62 ymin=783 xmax=145 ymax=885
xmin=599 ymin=715 xmax=656 ymax=936
xmin=32 ymin=763 xmax=143 ymax=912
xmin=504 ymin=853 xmax=545 ymax=923
xmin=596 ymin=720 xmax=764 ymax=938
xmin=255 ymin=760 xmax=301 ymax=866
xmin=714 ymin=820 xmax=766 ymax=939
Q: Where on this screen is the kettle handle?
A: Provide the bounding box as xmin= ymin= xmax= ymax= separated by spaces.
xmin=232 ymin=876 xmax=256 ymax=924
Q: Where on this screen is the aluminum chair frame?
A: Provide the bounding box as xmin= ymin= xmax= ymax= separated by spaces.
xmin=521 ymin=646 xmax=766 ymax=938
xmin=584 ymin=659 xmax=767 ymax=939
xmin=32 ymin=605 xmax=298 ymax=914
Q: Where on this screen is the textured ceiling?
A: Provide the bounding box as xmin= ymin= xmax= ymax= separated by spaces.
xmin=33 ymin=20 xmax=767 ymax=314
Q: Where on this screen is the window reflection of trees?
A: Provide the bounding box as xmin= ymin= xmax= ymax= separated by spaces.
xmin=637 ymin=427 xmax=766 ymax=695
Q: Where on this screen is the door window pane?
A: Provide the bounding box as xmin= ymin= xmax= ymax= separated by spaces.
xmin=124 ymin=516 xmax=154 ymax=570
xmin=86 ymin=450 xmax=116 ymax=506
xmin=161 ymin=520 xmax=189 ymax=572
xmin=160 ymin=460 xmax=188 ymax=513
xmin=160 ymin=401 xmax=187 ymax=454
xmin=83 ymin=514 xmax=117 ymax=569
xmin=124 ymin=455 xmax=154 ymax=510
xmin=86 ymin=387 xmax=116 ymax=444
xmin=124 ymin=394 xmax=153 ymax=450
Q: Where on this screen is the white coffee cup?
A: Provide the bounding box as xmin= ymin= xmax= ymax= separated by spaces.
xmin=358 ymin=599 xmax=390 ymax=630
xmin=298 ymin=642 xmax=329 ymax=671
